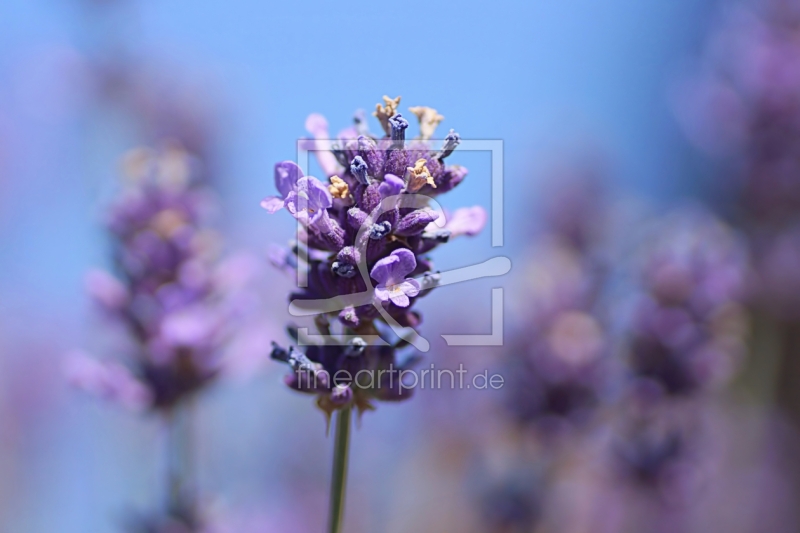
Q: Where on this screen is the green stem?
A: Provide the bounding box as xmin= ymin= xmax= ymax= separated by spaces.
xmin=327 ymin=408 xmax=352 ymax=533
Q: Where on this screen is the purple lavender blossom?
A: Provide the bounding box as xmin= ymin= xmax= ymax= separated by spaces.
xmin=503 ymin=239 xmax=611 ymax=435
xmin=625 ymin=208 xmax=749 ymax=398
xmin=265 ymin=96 xmax=486 ymax=417
xmin=260 ymin=161 xmax=333 ymax=225
xmin=371 ymin=249 xmax=421 ymax=308
xmin=676 ymin=1 xmax=800 ymax=226
xmin=439 ymin=206 xmax=488 ymax=238
xmin=378 ymin=174 xmax=404 ymax=199
xmin=676 ymin=1 xmax=800 ymax=321
xmin=70 ymin=145 xmax=255 ymax=411
xmin=494 ymin=163 xmax=617 ymax=437
xmin=303 ymin=113 xmax=342 ymax=177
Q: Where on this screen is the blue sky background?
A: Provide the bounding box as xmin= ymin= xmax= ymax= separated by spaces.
xmin=0 ymin=1 xmax=719 ymax=531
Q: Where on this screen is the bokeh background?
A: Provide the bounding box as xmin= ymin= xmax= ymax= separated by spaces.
xmin=2 ymin=0 xmax=799 ymax=532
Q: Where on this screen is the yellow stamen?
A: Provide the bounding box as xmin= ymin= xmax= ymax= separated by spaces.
xmin=408 ymin=106 xmax=444 ymax=140
xmin=373 ymin=95 xmax=401 ymax=136
xmin=328 ymin=175 xmax=350 ymax=199
xmin=406 ymin=158 xmax=436 ymax=193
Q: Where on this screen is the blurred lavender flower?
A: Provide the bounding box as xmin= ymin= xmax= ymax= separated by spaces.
xmin=624 ymin=208 xmax=749 ymax=398
xmin=504 ymin=239 xmax=612 ymax=436
xmin=538 ymin=157 xmax=611 ymax=254
xmin=265 ymin=95 xmax=486 ymax=419
xmin=674 ymin=1 xmax=800 ymax=219
xmin=675 ymin=0 xmax=800 ymax=319
xmin=67 ymin=144 xmax=257 ymax=411
xmin=501 ymin=167 xmax=616 ymax=437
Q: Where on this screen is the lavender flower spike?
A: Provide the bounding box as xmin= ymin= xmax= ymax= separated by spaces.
xmin=70 ymin=144 xmax=258 ymax=411
xmin=284 ymin=176 xmax=333 ymax=226
xmin=266 ymin=96 xmax=485 ymax=417
xmin=371 ymin=249 xmax=421 ymax=308
xmin=262 ymin=160 xmax=333 ymax=226
xmin=263 ymin=97 xmax=487 ymax=533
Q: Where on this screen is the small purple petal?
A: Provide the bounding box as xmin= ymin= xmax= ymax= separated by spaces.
xmin=161 ymin=307 xmax=217 ymax=348
xmin=400 ymin=279 xmax=420 ymax=298
xmin=370 ymin=254 xmax=398 ymax=285
xmin=391 ymin=248 xmax=417 ymax=278
xmin=85 ymin=269 xmax=128 ymax=310
xmin=379 ymin=174 xmax=404 ymax=198
xmin=284 ymin=177 xmax=332 ymax=225
xmin=64 ymin=351 xmax=152 ymax=410
xmin=268 ymin=245 xmax=296 ymax=274
xmin=389 ymin=291 xmax=410 ymax=307
xmin=370 ymin=248 xmax=417 ymax=287
xmin=260 ymin=196 xmax=286 ymax=214
xmin=304 ymin=176 xmax=333 ymax=209
xmin=274 ymin=161 xmax=304 ymax=198
xmin=305 ymin=114 xmax=341 ymax=177
xmin=374 ymin=286 xmax=391 ymax=302
xmin=305 ymin=113 xmax=328 ymax=138
xmin=436 ymin=129 xmax=461 ymax=160
xmin=445 ymin=206 xmax=488 ymax=237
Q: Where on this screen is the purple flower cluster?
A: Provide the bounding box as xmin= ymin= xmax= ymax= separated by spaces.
xmin=265 ymin=96 xmax=486 ymax=417
xmin=498 ymin=163 xmax=616 ymax=438
xmin=692 ymin=2 xmax=800 ymax=224
xmin=625 ymin=208 xmax=749 ymax=398
xmin=676 ymin=1 xmax=800 ymax=319
xmin=67 ymin=144 xmax=255 ymax=411
xmin=504 ymin=240 xmax=611 ymax=434
xmin=607 ymin=209 xmax=750 ymax=496
xmin=493 ymin=171 xmax=751 ymax=525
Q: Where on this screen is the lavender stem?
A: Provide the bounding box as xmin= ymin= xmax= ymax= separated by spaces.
xmin=164 ymin=402 xmax=194 ymax=518
xmin=327 ymin=407 xmax=352 ymax=533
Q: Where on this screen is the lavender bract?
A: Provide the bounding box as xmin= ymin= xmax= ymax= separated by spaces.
xmin=264 ymin=96 xmax=486 ymax=418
